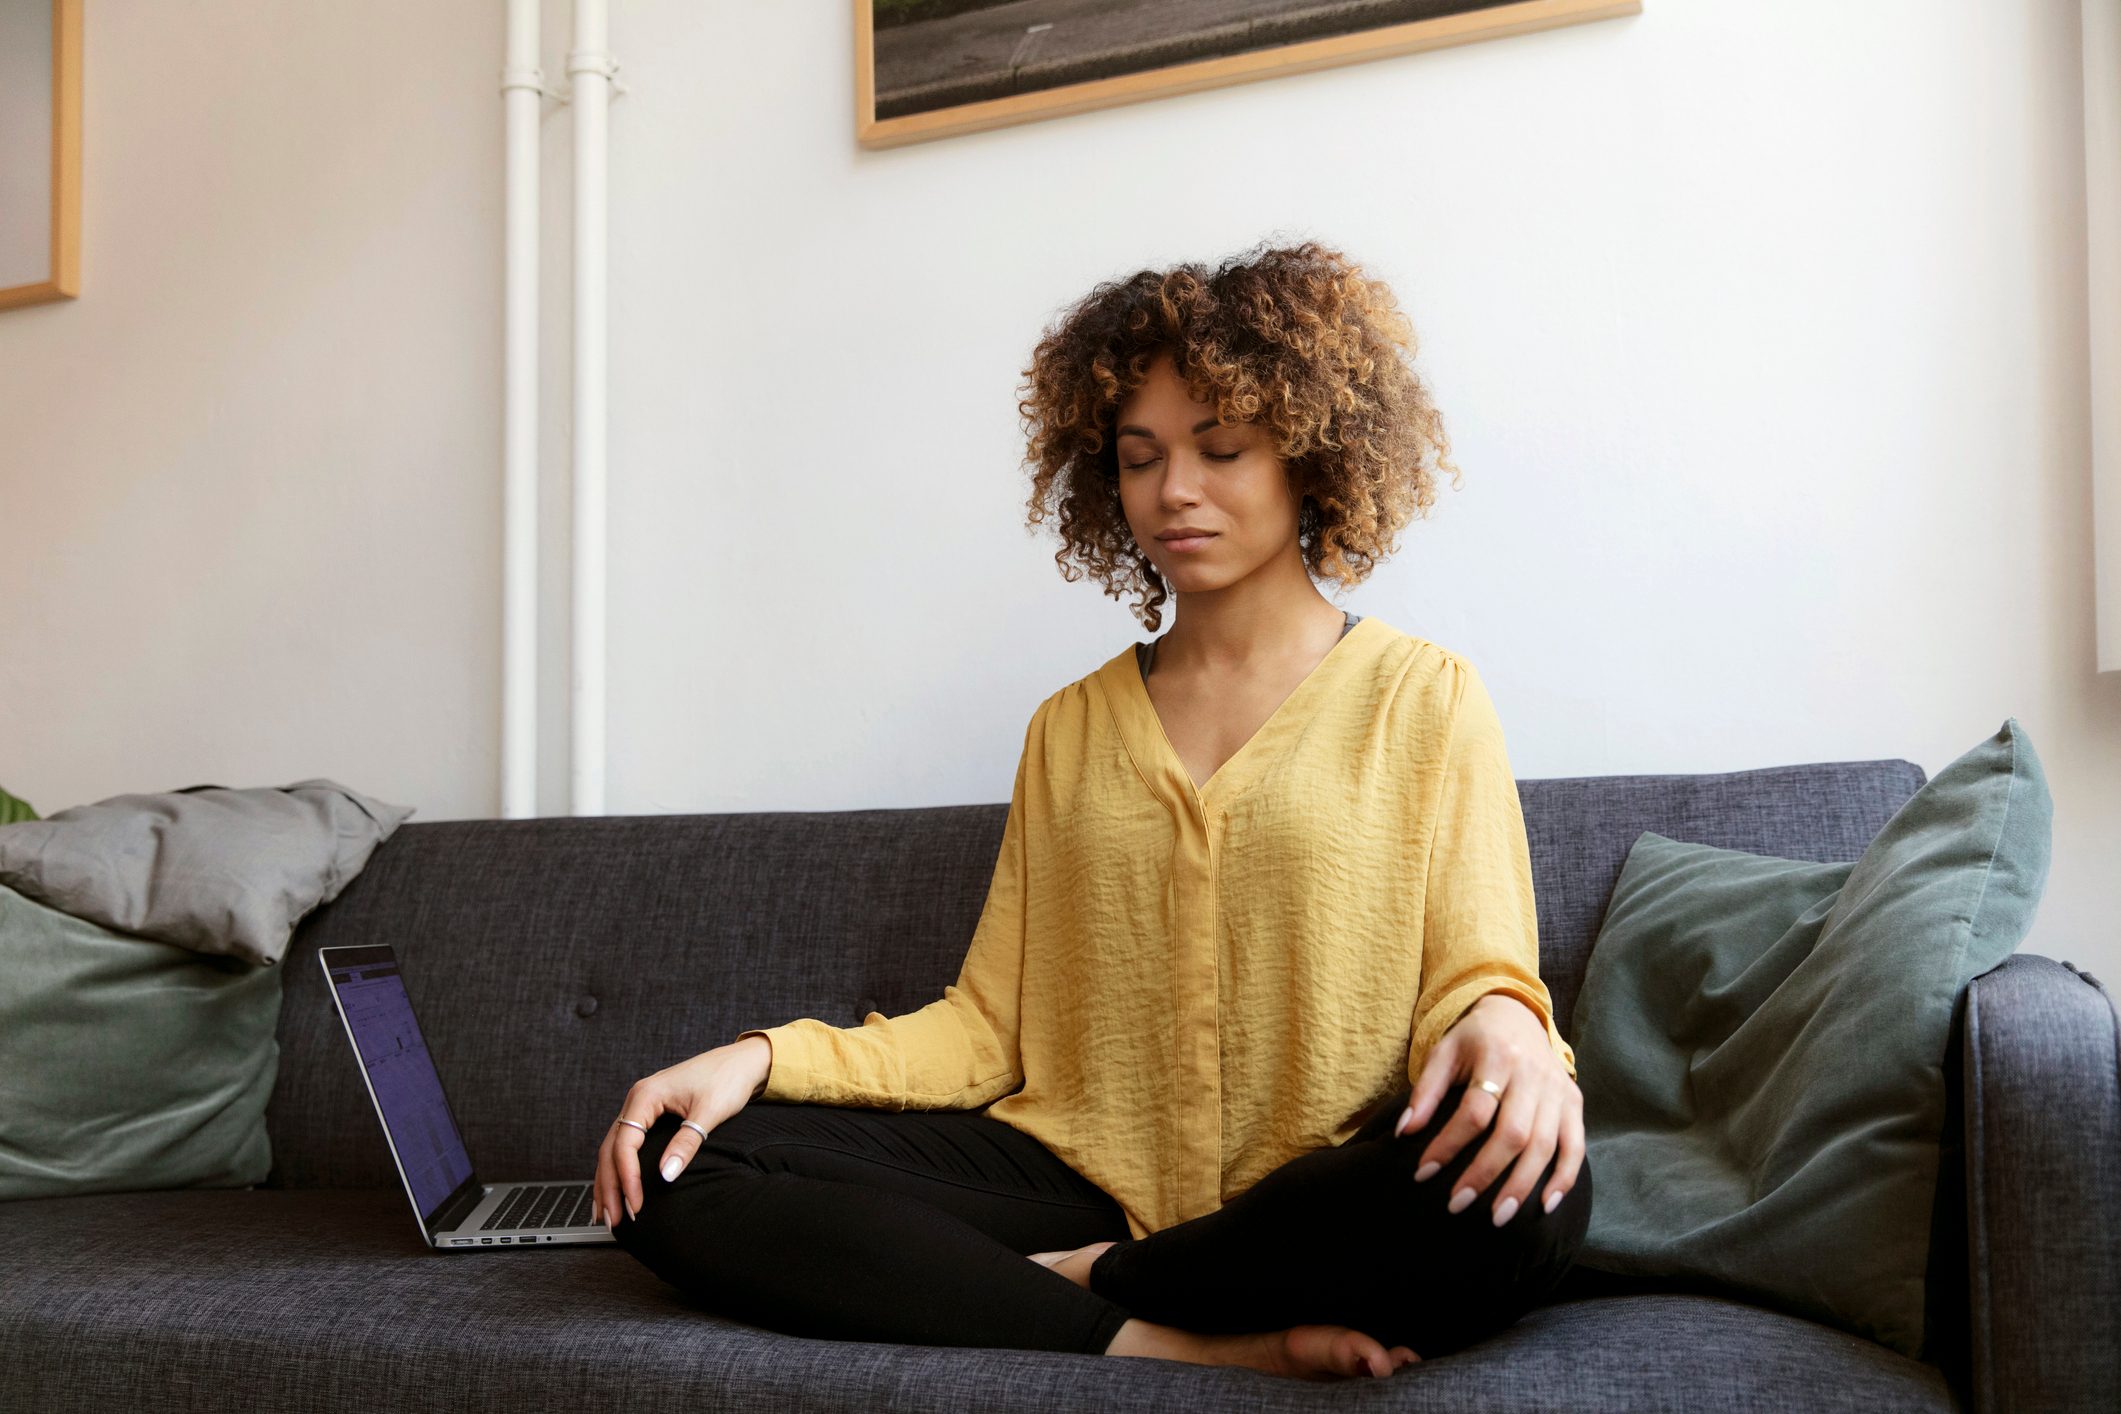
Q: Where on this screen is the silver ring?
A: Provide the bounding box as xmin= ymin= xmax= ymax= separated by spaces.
xmin=680 ymin=1120 xmax=710 ymax=1140
xmin=1475 ymin=1079 xmax=1505 ymax=1099
xmin=614 ymin=1117 xmax=647 ymax=1134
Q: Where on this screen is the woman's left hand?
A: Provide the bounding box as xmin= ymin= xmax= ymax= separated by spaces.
xmin=1394 ymin=992 xmax=1583 ymax=1227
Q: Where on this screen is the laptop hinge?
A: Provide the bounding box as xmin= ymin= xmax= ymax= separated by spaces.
xmin=430 ymin=1177 xmax=485 ymax=1236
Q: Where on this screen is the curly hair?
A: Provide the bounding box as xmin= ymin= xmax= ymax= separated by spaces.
xmin=1016 ymin=239 xmax=1461 ymax=632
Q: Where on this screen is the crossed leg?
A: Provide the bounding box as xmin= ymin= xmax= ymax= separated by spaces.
xmin=611 ymin=1079 xmax=1586 ymax=1375
xmin=1032 ymin=1079 xmax=1593 ymax=1364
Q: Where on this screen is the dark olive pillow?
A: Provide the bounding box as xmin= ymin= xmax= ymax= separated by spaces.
xmin=1570 ymin=718 xmax=2051 ymax=1358
xmin=0 ymin=882 xmax=282 ymax=1201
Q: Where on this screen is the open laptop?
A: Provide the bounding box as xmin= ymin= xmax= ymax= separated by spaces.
xmin=319 ymin=943 xmax=616 ymax=1249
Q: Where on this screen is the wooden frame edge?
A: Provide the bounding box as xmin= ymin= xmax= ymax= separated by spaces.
xmin=0 ymin=0 xmax=82 ymax=310
xmin=853 ymin=0 xmax=1641 ymax=151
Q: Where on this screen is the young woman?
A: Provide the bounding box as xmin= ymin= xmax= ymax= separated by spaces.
xmin=591 ymin=240 xmax=1591 ymax=1381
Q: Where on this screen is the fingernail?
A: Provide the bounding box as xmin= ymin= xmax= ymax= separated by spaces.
xmin=1393 ymin=1108 xmax=1413 ymax=1137
xmin=1448 ymin=1186 xmax=1475 ymax=1214
xmin=1413 ymin=1161 xmax=1440 ymax=1182
xmin=1492 ymin=1196 xmax=1519 ymax=1227
xmin=1544 ymin=1189 xmax=1563 ymax=1214
xmin=660 ymin=1156 xmax=680 ymax=1182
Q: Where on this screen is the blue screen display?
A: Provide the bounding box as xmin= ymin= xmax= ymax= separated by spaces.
xmin=326 ymin=949 xmax=474 ymax=1222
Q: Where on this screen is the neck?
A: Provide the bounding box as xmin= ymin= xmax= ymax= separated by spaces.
xmin=1153 ymin=591 xmax=1348 ymax=677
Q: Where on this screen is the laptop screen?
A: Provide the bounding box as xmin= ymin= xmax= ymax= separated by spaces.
xmin=322 ymin=945 xmax=475 ymax=1224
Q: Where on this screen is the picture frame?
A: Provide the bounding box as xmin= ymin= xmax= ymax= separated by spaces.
xmin=856 ymin=0 xmax=1641 ymax=151
xmin=1 ymin=0 xmax=82 ymax=310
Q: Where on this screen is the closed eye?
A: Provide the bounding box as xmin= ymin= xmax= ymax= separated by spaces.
xmin=1122 ymin=452 xmax=1239 ymax=471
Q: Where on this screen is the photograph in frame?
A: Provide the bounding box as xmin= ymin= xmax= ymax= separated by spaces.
xmin=857 ymin=0 xmax=1642 ymax=150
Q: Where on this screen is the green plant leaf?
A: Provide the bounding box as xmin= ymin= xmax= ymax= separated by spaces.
xmin=0 ymin=787 xmax=39 ymax=823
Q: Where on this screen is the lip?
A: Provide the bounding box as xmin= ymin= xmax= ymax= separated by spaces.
xmin=1156 ymin=531 xmax=1218 ymax=552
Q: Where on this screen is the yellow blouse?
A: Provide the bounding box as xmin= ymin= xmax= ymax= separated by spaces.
xmin=737 ymin=614 xmax=1575 ymax=1241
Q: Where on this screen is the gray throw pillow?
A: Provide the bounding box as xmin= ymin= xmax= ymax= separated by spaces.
xmin=0 ymin=778 xmax=412 ymax=968
xmin=1570 ymin=718 xmax=2051 ymax=1359
xmin=0 ymin=882 xmax=282 ymax=1202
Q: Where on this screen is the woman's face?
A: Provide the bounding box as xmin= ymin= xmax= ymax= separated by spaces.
xmin=1113 ymin=351 xmax=1303 ymax=595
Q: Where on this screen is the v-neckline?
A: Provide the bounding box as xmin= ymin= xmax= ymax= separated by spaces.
xmin=1099 ymin=615 xmax=1385 ymax=812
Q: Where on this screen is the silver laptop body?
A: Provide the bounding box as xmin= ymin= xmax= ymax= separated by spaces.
xmin=318 ymin=943 xmax=616 ymax=1249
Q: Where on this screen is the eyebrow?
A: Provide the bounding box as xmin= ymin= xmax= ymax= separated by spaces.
xmin=1116 ymin=417 xmax=1228 ymax=440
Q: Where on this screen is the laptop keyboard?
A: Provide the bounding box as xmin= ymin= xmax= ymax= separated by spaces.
xmin=478 ymin=1183 xmax=596 ymax=1231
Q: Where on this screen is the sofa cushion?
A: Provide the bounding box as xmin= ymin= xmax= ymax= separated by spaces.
xmin=1570 ymin=718 xmax=2050 ymax=1361
xmin=0 ymin=1187 xmax=1959 ymax=1412
xmin=0 ymin=882 xmax=282 ymax=1202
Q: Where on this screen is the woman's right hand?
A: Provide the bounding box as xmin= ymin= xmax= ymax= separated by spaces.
xmin=592 ymin=1034 xmax=772 ymax=1231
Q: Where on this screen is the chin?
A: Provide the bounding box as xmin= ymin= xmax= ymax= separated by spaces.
xmin=1160 ymin=565 xmax=1237 ymax=592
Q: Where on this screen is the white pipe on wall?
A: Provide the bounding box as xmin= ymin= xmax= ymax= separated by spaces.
xmin=500 ymin=0 xmax=542 ymax=817
xmin=569 ymin=0 xmax=616 ymax=815
xmin=2088 ymin=0 xmax=2121 ymax=674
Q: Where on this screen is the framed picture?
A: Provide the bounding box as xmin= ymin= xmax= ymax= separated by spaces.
xmin=0 ymin=0 xmax=81 ymax=310
xmin=856 ymin=0 xmax=1640 ymax=150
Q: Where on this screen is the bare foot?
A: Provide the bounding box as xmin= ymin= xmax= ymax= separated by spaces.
xmin=1106 ymin=1317 xmax=1420 ymax=1380
xmin=1025 ymin=1240 xmax=1119 ymax=1290
xmin=1260 ymin=1324 xmax=1421 ymax=1380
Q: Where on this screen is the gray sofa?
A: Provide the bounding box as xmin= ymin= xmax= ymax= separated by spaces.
xmin=3 ymin=754 xmax=2115 ymax=1412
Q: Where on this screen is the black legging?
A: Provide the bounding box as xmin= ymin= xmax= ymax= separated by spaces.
xmin=611 ymin=1078 xmax=1591 ymax=1359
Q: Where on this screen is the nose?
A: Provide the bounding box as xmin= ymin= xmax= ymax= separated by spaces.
xmin=1157 ymin=454 xmax=1210 ymax=506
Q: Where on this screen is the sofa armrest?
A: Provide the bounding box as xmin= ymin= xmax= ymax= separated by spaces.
xmin=1963 ymin=953 xmax=2121 ymax=1413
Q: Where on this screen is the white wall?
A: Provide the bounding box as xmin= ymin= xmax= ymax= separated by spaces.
xmin=2 ymin=0 xmax=2114 ymax=982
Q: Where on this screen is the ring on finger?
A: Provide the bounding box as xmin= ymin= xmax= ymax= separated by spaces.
xmin=614 ymin=1117 xmax=647 ymax=1134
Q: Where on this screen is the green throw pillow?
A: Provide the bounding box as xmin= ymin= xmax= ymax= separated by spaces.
xmin=0 ymin=881 xmax=284 ymax=1201
xmin=1571 ymin=717 xmax=2051 ymax=1359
